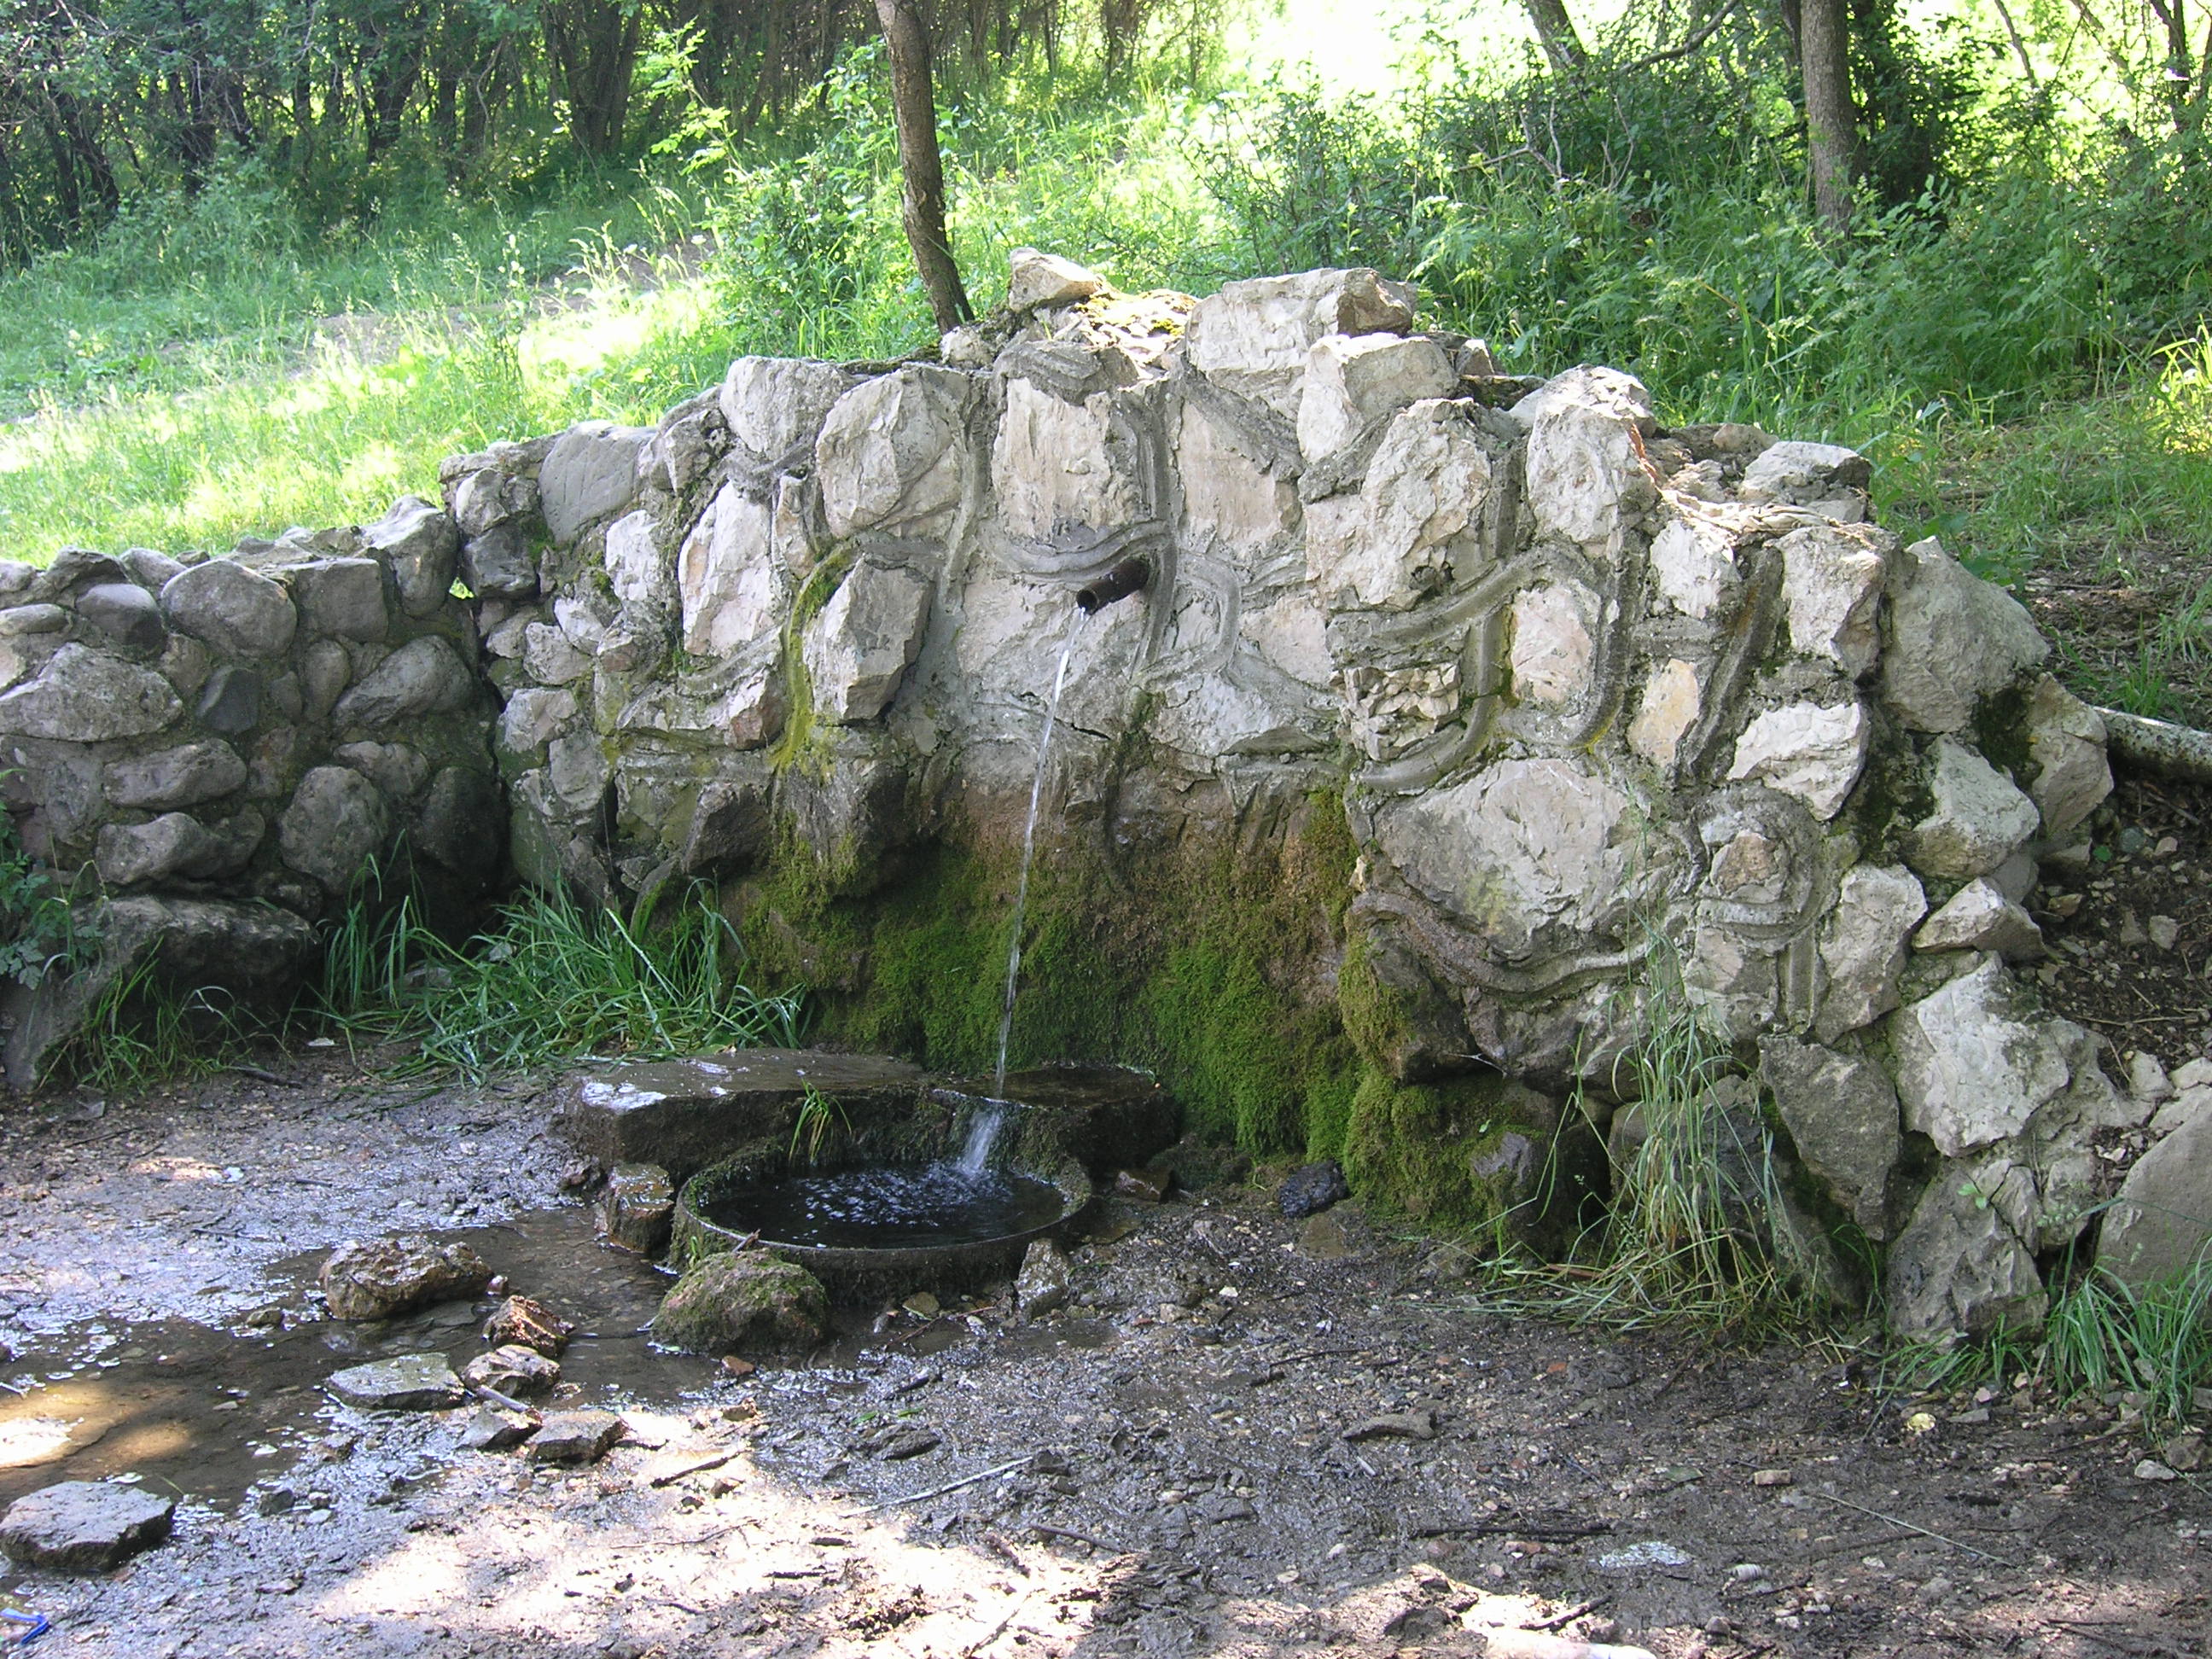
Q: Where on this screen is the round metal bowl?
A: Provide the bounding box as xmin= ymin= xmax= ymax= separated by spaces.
xmin=672 ymin=1152 xmax=1092 ymax=1301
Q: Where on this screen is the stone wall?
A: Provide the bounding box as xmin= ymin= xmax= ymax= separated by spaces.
xmin=0 ymin=516 xmax=502 ymax=1078
xmin=11 ymin=254 xmax=2204 ymax=1336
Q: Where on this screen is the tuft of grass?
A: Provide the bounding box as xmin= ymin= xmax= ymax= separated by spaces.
xmin=1469 ymin=934 xmax=1827 ymax=1334
xmin=44 ymin=959 xmax=255 ymax=1091
xmin=317 ymin=882 xmax=807 ymax=1079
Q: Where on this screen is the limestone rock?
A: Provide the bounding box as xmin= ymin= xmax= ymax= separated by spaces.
xmin=1007 ymin=247 xmax=1106 ymax=311
xmin=463 ymin=1344 xmax=561 ymax=1400
xmin=1524 ymin=387 xmax=1656 ymax=545
xmin=448 ymin=464 xmax=538 ymax=537
xmin=2098 ymin=1111 xmax=2212 ymax=1285
xmin=160 ymin=558 xmax=297 ymax=657
xmin=332 ymin=636 xmax=477 ymax=730
xmin=278 ymin=765 xmax=390 ymax=891
xmin=123 ymin=548 xmax=185 ymax=590
xmin=1177 ymin=402 xmax=1296 ymax=551
xmin=1185 ymin=268 xmax=1416 ymax=414
xmin=1295 ymin=333 xmax=1456 ymax=461
xmin=364 ymin=496 xmax=460 ymax=618
xmin=1883 ymin=538 xmax=2047 ymax=732
xmin=1885 ymin=1173 xmax=2045 ymax=1338
xmin=105 ymin=741 xmax=246 ymax=811
xmin=992 ymin=377 xmax=1141 ymax=538
xmin=1759 ymin=1036 xmax=1901 ymax=1238
xmin=2023 ymin=674 xmax=2110 ymax=839
xmin=1814 ymin=863 xmax=1926 ymax=1042
xmin=1649 ymin=512 xmax=1738 ymax=620
xmin=539 ymin=422 xmax=649 ymax=545
xmin=1508 ymin=364 xmax=1656 ymax=432
xmin=652 ymin=1251 xmax=830 ymax=1354
xmin=289 ymin=557 xmax=389 ymax=640
xmin=95 ymin=812 xmax=236 ymax=887
xmin=528 ymin=1410 xmax=626 ymax=1464
xmin=681 ymin=771 xmax=774 ymax=874
xmin=678 ymin=485 xmax=785 ymax=656
xmin=1628 ymin=658 xmax=1702 ymax=767
xmin=1372 ymin=757 xmax=1655 ymax=957
xmin=77 ymin=581 xmax=166 ymax=655
xmin=597 ymin=1161 xmax=675 ymax=1254
xmin=1738 ymin=440 xmax=1871 ymax=504
xmin=0 ymin=1481 xmax=174 ymax=1574
xmin=1890 ymin=955 xmax=2095 ymax=1157
xmin=1914 ymin=878 xmax=2045 ymax=960
xmin=334 ymin=740 xmax=431 ymax=803
xmin=1909 ymin=737 xmax=2040 ymax=881
xmin=1016 ymin=1239 xmax=1074 ymax=1318
xmin=1507 ymin=583 xmax=1597 ymax=707
xmin=604 ymin=509 xmax=669 ymax=612
xmin=546 ymin=732 xmax=610 ymax=813
xmin=499 ymin=686 xmax=579 ymax=755
xmin=1306 ymin=401 xmax=1509 ymax=610
xmin=804 ymin=562 xmax=931 ymax=724
xmin=320 ymin=1234 xmax=493 ymax=1319
xmin=522 ymin=621 xmax=591 ymax=684
xmin=412 ymin=766 xmax=502 ymax=883
xmin=0 ymin=602 xmax=67 ymax=637
xmin=329 ymin=1353 xmax=467 ymax=1411
xmin=1778 ymin=522 xmax=1887 ymax=676
xmin=719 ymin=356 xmax=856 ymax=465
xmin=194 ymin=664 xmax=262 ymax=735
xmin=816 ymin=366 xmax=969 ymax=537
xmin=459 ymin=1406 xmax=536 ymax=1450
xmin=0 ymin=643 xmax=182 ymax=741
xmin=459 ymin=523 xmax=538 ymax=601
xmin=1726 ymin=701 xmax=1870 ymax=819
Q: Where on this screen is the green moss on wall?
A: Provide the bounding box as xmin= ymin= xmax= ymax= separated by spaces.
xmin=1341 ymin=1069 xmax=1583 ymax=1246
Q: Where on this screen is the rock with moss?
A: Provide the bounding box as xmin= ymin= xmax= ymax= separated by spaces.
xmin=652 ymin=1250 xmax=830 ymax=1354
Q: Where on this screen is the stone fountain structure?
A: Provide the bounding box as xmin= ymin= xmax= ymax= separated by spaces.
xmin=3 ymin=254 xmax=2201 ymax=1337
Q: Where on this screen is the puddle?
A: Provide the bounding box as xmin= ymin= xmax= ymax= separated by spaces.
xmin=0 ymin=1207 xmax=719 ymax=1513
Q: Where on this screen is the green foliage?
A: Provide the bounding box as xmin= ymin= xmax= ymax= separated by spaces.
xmin=789 ymin=1082 xmax=850 ymax=1167
xmin=2042 ymin=1257 xmax=2212 ymax=1432
xmin=317 ymin=880 xmax=806 ymax=1077
xmin=44 ymin=961 xmax=252 ymax=1091
xmin=0 ymin=815 xmax=84 ymax=990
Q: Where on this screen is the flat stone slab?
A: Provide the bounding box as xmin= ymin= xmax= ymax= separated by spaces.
xmin=527 ymin=1410 xmax=626 ymax=1464
xmin=0 ymin=1481 xmax=175 ymax=1573
xmin=931 ymin=1063 xmax=1179 ymax=1176
xmin=329 ymin=1353 xmax=466 ymax=1410
xmin=556 ymin=1049 xmax=924 ymax=1185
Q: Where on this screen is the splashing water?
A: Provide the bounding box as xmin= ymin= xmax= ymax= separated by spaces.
xmin=955 ymin=1099 xmax=1013 ymax=1175
xmin=994 ymin=612 xmax=1087 ymax=1095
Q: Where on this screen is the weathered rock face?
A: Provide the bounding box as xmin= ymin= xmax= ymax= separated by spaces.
xmin=0 ymin=1481 xmax=175 ymax=1573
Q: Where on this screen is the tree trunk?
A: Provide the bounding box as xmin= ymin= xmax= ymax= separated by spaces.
xmin=1521 ymin=0 xmax=1587 ymax=72
xmin=875 ymin=0 xmax=972 ymax=333
xmin=1801 ymin=0 xmax=1854 ymax=233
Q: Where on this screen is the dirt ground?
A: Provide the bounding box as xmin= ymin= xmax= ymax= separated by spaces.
xmin=1 ymin=1057 xmax=2207 ymax=1659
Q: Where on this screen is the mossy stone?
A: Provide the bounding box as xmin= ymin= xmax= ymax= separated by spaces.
xmin=652 ymin=1250 xmax=829 ymax=1354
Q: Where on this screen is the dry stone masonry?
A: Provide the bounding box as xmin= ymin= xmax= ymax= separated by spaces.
xmin=11 ymin=253 xmax=2206 ymax=1337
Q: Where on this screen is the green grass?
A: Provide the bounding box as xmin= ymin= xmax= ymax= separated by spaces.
xmin=314 ymin=880 xmax=807 ymax=1079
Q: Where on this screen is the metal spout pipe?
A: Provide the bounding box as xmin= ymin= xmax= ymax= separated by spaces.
xmin=1075 ymin=557 xmax=1150 ymax=614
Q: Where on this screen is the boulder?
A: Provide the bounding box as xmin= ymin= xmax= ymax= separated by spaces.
xmin=527 ymin=1409 xmax=626 ymax=1464
xmin=194 ymin=664 xmax=263 ymax=735
xmin=1913 ymin=878 xmax=2044 ymax=960
xmin=279 ymin=765 xmax=390 ymax=891
xmin=449 ymin=464 xmax=539 ymax=538
xmin=290 ymin=556 xmax=390 ymax=640
xmin=483 ymin=1295 xmax=574 ymax=1356
xmin=652 ymin=1251 xmax=829 ymax=1353
xmin=678 ymin=484 xmax=785 ymax=655
xmin=104 ymin=741 xmax=246 ymax=811
xmin=1738 ymin=439 xmax=1871 ymax=504
xmin=1814 ymin=864 xmax=1925 ymax=1042
xmin=1909 ymin=737 xmax=2040 ymax=881
xmin=991 ymin=377 xmax=1142 ymax=538
xmin=0 ymin=1481 xmax=174 ymax=1574
xmin=1725 ymin=701 xmax=1870 ymax=819
xmin=363 ymin=496 xmax=460 ymax=617
xmin=1883 ymin=538 xmax=2046 ymax=733
xmin=597 ymin=1161 xmax=675 ymax=1255
xmin=319 ymin=1234 xmax=492 ymax=1319
xmin=1523 ymin=385 xmax=1656 ymax=546
xmin=1006 ymin=247 xmax=1106 ymax=311
xmin=1185 ymin=267 xmax=1416 ymax=413
xmin=0 ymin=643 xmax=182 ymax=742
xmin=1304 ymin=402 xmax=1511 ymax=610
xmin=1295 ymin=333 xmax=1457 ymax=462
xmin=94 ymin=812 xmax=244 ymax=887
xmin=1890 ymin=956 xmax=2103 ymax=1157
xmin=412 ymin=765 xmax=502 ymax=884
xmin=1778 ymin=523 xmax=1887 ymax=677
xmin=329 ymin=1353 xmax=467 ymax=1411
xmin=2022 ymin=674 xmax=2111 ymax=839
xmin=803 ymin=562 xmax=932 ymax=723
xmin=160 ymin=558 xmax=297 ymax=657
xmin=1885 ymin=1174 xmax=2045 ymax=1338
xmin=603 ymin=510 xmax=670 ymax=612
xmin=1016 ymin=1239 xmax=1074 ymax=1318
xmin=521 ymin=621 xmax=591 ymax=684
xmin=2098 ymin=1111 xmax=2212 ymax=1285
xmin=539 ymin=422 xmax=649 ymax=545
xmin=335 ymin=740 xmax=430 ymax=802
xmin=719 ymin=357 xmax=857 ymax=466
xmin=463 ymin=1344 xmax=561 ymax=1399
xmin=77 ymin=581 xmax=166 ymax=655
xmin=1507 ymin=364 xmax=1656 ymax=432
xmin=459 ymin=523 xmax=538 ymax=601
xmin=815 ymin=367 xmax=969 ymax=537
xmin=1649 ymin=512 xmax=1739 ymax=620
xmin=1758 ymin=1037 xmax=1901 ymax=1238
xmin=331 ymin=636 xmax=477 ymax=729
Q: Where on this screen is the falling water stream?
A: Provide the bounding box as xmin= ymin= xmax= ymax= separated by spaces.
xmin=993 ymin=611 xmax=1088 ymax=1096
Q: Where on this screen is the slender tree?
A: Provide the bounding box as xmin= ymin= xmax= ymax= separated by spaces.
xmin=1800 ymin=0 xmax=1854 ymax=231
xmin=875 ymin=0 xmax=971 ymax=332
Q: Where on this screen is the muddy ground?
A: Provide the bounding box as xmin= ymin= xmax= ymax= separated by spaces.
xmin=1 ymin=1058 xmax=2207 ymax=1659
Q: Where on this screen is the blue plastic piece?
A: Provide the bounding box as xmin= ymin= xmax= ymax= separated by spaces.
xmin=2 ymin=1610 xmax=49 ymax=1646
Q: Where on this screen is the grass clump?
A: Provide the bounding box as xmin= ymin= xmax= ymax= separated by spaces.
xmin=317 ymin=881 xmax=806 ymax=1079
